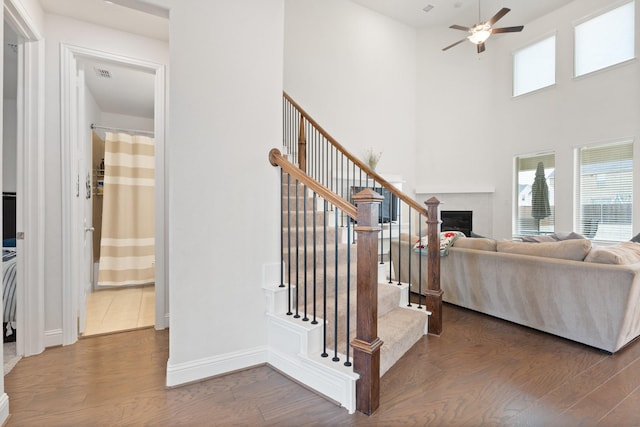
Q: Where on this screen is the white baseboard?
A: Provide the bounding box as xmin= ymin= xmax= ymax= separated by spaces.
xmin=0 ymin=393 xmax=9 ymax=426
xmin=165 ymin=346 xmax=268 ymax=387
xmin=44 ymin=328 xmax=63 ymax=348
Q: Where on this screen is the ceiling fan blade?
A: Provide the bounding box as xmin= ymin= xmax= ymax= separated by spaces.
xmin=442 ymin=38 xmax=468 ymax=51
xmin=449 ymin=24 xmax=470 ymax=31
xmin=487 ymin=7 xmax=510 ymax=26
xmin=492 ymin=25 xmax=524 ymax=34
xmin=477 ymin=43 xmax=486 ymax=54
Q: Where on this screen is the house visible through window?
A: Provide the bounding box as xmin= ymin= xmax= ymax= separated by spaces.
xmin=576 ymin=141 xmax=633 ymax=241
xmin=574 ymin=1 xmax=635 ymax=77
xmin=513 ymin=35 xmax=556 ymax=97
xmin=515 ymin=153 xmax=555 ymax=236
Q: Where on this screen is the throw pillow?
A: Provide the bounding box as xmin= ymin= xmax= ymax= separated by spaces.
xmin=496 ymin=239 xmax=592 ymax=261
xmin=551 ymin=231 xmax=586 ymax=241
xmin=452 ymin=237 xmax=497 ymax=251
xmin=414 ymin=231 xmax=465 ymax=256
xmin=584 ymin=242 xmax=640 ymax=265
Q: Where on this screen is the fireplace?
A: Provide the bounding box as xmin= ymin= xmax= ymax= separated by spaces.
xmin=441 ymin=210 xmax=472 ymax=237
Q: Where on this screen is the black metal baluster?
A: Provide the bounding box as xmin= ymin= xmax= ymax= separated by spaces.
xmin=294 ymin=180 xmax=300 ymax=319
xmin=344 ymin=219 xmax=352 ymax=367
xmin=418 ymin=215 xmax=423 ymax=309
xmin=312 ymin=193 xmax=318 ymax=325
xmin=407 ymin=206 xmax=412 ymax=307
xmin=287 ymin=174 xmax=293 ymax=315
xmin=388 ymin=195 xmax=393 ymax=284
xmin=333 ymin=206 xmax=340 ymax=362
xmin=321 ymin=200 xmax=328 ymax=358
xmin=380 ymin=191 xmax=385 ymax=264
xmin=341 ymin=153 xmax=346 ymax=227
xmin=397 ymin=202 xmax=402 ymax=286
xmin=303 ymin=185 xmax=309 ymax=322
xmin=280 ymin=170 xmax=285 ymax=288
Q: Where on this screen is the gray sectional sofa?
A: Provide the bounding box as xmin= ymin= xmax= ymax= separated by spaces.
xmin=390 ymin=235 xmax=640 ymax=353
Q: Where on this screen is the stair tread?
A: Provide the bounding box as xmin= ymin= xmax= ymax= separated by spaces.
xmin=377 ymin=307 xmax=428 ymax=375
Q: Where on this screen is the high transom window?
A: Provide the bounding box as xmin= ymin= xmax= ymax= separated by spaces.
xmin=574 ymin=1 xmax=636 ymax=77
xmin=513 ymin=35 xmax=556 ymax=97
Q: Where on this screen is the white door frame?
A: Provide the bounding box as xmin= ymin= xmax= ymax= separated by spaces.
xmin=60 ymin=43 xmax=167 ymax=345
xmin=4 ymin=0 xmax=45 ymax=357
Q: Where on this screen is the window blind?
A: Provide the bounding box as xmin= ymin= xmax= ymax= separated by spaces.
xmin=577 ymin=141 xmax=633 ymax=241
xmin=574 ymin=1 xmax=635 ymax=77
xmin=513 ymin=35 xmax=556 ymax=97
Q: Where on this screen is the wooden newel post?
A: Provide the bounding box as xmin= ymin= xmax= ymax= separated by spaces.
xmin=425 ymin=197 xmax=442 ymax=336
xmin=351 ymin=188 xmax=384 ymax=415
xmin=298 ymin=114 xmax=307 ymax=173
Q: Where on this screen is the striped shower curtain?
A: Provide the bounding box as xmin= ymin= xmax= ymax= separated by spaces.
xmin=98 ymin=132 xmax=155 ymax=287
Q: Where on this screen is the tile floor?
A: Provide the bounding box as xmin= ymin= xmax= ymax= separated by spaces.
xmin=82 ymin=284 xmax=155 ymax=337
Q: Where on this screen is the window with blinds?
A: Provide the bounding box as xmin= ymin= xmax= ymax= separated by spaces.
xmin=515 ymin=153 xmax=555 ymax=236
xmin=513 ymin=35 xmax=556 ymax=97
xmin=574 ymin=1 xmax=635 ymax=77
xmin=576 ymin=141 xmax=633 ymax=241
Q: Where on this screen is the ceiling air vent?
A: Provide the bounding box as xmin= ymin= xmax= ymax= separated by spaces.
xmin=94 ymin=67 xmax=112 ymax=79
xmin=422 ymin=4 xmax=434 ymax=13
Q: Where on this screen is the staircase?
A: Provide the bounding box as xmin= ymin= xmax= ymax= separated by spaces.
xmin=263 ymin=175 xmax=429 ymax=413
xmin=267 ymin=92 xmax=442 ymax=415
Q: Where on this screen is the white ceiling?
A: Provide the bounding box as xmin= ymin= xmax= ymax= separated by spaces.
xmin=32 ymin=0 xmax=168 ymax=118
xmin=6 ymin=1 xmax=574 ymax=117
xmin=351 ymin=0 xmax=574 ymax=29
xmin=79 ymin=58 xmax=156 ymax=118
xmin=38 ymin=0 xmax=169 ymax=41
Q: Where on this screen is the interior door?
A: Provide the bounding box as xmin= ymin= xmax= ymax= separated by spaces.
xmin=76 ymin=64 xmax=93 ymax=334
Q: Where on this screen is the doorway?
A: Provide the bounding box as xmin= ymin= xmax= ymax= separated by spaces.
xmin=78 ymin=58 xmax=158 ymax=337
xmin=60 ymin=44 xmax=167 ymax=344
xmin=2 ymin=0 xmax=46 ymax=361
xmin=3 ymin=19 xmax=19 ymax=374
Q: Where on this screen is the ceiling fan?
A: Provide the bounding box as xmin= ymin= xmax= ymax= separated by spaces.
xmin=442 ymin=6 xmax=524 ymax=54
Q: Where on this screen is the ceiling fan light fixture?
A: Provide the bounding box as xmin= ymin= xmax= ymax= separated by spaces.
xmin=468 ymin=24 xmax=491 ymax=44
xmin=442 ymin=7 xmax=523 ymax=53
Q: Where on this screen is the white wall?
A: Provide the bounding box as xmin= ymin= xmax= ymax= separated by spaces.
xmin=99 ymin=112 xmax=154 ymax=133
xmin=43 ymin=13 xmax=168 ymax=339
xmin=416 ymin=0 xmax=640 ymax=240
xmin=284 ymin=0 xmax=418 ymax=194
xmin=2 ymin=98 xmax=16 ymax=192
xmin=142 ymin=0 xmax=283 ymax=385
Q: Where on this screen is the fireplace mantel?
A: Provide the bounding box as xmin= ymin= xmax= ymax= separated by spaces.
xmin=416 ymin=187 xmax=495 ymax=194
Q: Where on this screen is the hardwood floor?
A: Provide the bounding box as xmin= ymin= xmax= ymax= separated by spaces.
xmin=5 ymin=302 xmax=640 ymax=426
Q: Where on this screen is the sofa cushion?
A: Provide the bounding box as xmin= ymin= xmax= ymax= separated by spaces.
xmin=584 ymin=242 xmax=640 ymax=265
xmin=520 ymin=232 xmax=586 ymax=243
xmin=453 ymin=237 xmax=497 ymax=251
xmin=520 ymin=235 xmax=556 ymax=243
xmin=496 ymin=239 xmax=592 ymax=261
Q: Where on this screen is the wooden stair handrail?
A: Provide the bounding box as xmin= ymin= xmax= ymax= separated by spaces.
xmin=284 ymin=92 xmax=427 ymax=217
xmin=269 ymin=148 xmax=357 ymax=218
